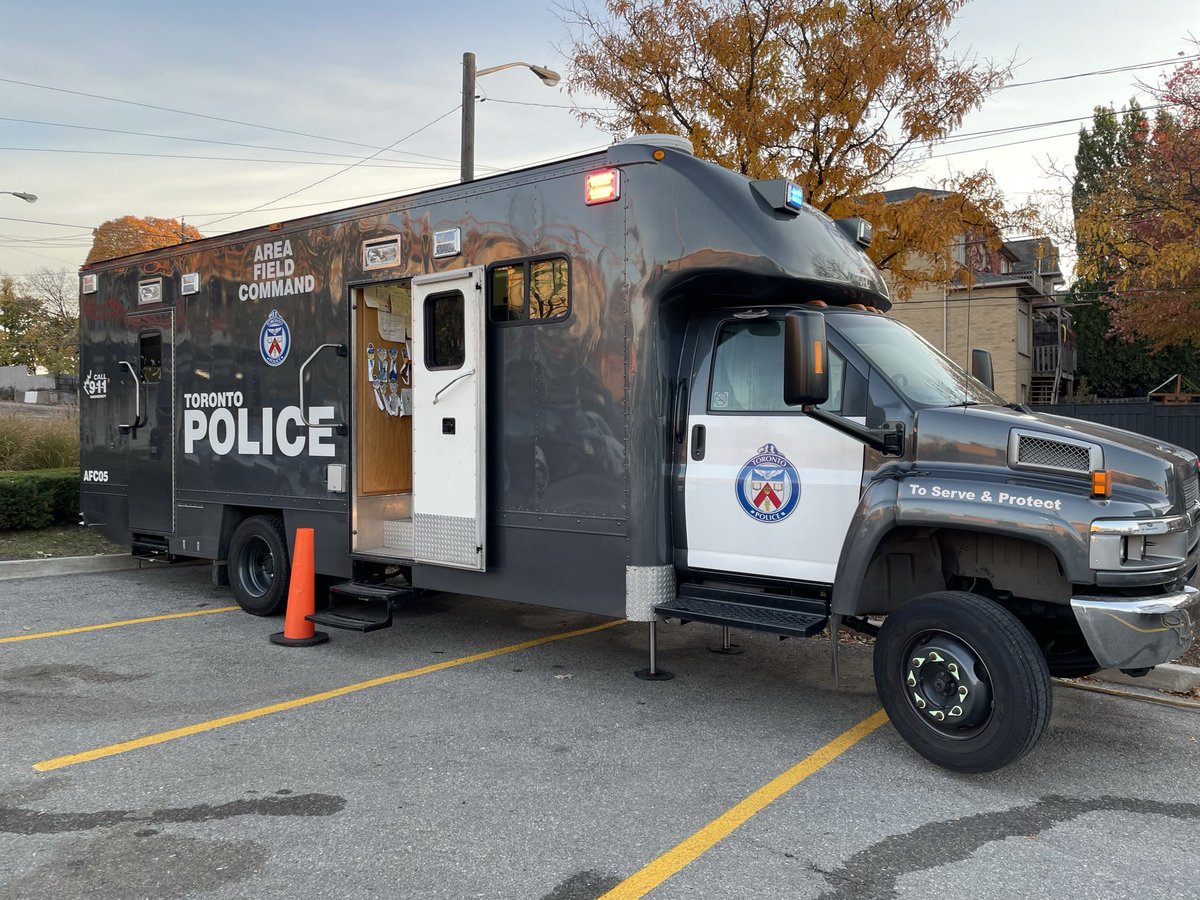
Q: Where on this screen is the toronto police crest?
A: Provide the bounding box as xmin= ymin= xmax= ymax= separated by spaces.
xmin=259 ymin=309 xmax=290 ymax=367
xmin=735 ymin=443 xmax=800 ymax=523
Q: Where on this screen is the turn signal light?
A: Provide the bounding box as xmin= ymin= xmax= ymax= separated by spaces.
xmin=585 ymin=168 xmax=621 ymax=205
xmin=1092 ymin=470 xmax=1112 ymax=498
xmin=813 ymin=339 xmax=825 ymax=375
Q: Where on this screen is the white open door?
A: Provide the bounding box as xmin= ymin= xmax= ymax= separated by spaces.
xmin=411 ymin=268 xmax=486 ymax=570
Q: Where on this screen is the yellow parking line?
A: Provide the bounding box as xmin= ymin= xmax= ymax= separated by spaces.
xmin=600 ymin=708 xmax=890 ymax=900
xmin=34 ymin=618 xmax=624 ymax=772
xmin=0 ymin=606 xmax=241 ymax=644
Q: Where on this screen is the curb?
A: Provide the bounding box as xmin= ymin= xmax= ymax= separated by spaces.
xmin=0 ymin=553 xmax=141 ymax=581
xmin=1093 ymin=663 xmax=1200 ymax=695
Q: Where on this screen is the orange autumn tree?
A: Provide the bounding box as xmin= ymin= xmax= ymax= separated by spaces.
xmin=1075 ymin=53 xmax=1200 ymax=346
xmin=565 ymin=0 xmax=1035 ymax=294
xmin=86 ymin=215 xmax=203 ymax=264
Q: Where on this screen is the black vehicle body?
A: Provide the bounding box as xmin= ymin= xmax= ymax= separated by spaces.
xmin=79 ymin=135 xmax=1198 ymax=772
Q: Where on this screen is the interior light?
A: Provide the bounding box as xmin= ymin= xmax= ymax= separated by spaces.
xmin=585 ymin=169 xmax=621 ymax=205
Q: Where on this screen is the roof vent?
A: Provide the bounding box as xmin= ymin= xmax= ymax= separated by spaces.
xmin=614 ymin=134 xmax=694 ymax=156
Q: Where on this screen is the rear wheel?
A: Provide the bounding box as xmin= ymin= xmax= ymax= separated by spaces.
xmin=873 ymin=591 xmax=1051 ymax=773
xmin=228 ymin=515 xmax=290 ymax=616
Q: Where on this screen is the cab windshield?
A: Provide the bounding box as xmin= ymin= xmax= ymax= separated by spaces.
xmin=827 ymin=313 xmax=1005 ymax=408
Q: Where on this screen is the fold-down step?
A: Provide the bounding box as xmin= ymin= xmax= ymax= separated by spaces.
xmin=306 ymin=581 xmax=413 ymax=633
xmin=656 ymin=585 xmax=828 ymax=638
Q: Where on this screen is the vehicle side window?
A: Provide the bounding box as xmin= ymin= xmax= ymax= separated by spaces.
xmin=488 ymin=256 xmax=570 ymax=323
xmin=707 ymin=319 xmax=846 ymax=414
xmin=424 ymin=291 xmax=465 ymax=370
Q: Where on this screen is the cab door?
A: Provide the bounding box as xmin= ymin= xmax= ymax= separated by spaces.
xmin=682 ymin=314 xmax=864 ymax=583
xmin=410 ymin=268 xmax=486 ymax=570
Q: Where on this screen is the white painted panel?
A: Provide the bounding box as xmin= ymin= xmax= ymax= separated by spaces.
xmin=684 ymin=414 xmax=864 ymax=582
xmin=411 ymin=268 xmax=486 ymax=571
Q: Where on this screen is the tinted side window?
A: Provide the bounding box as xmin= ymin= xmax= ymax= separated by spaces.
xmin=424 ymin=291 xmax=464 ymax=369
xmin=488 ymin=256 xmax=569 ymax=323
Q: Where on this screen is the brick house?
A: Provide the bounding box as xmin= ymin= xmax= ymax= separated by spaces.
xmin=880 ymin=188 xmax=1073 ymax=404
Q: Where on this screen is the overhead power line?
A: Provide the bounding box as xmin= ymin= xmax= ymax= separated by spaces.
xmin=999 ymin=54 xmax=1200 ymax=90
xmin=0 ymin=115 xmax=499 ymax=171
xmin=0 ymin=76 xmax=466 ymax=167
xmin=0 ymin=146 xmax=457 ymax=170
xmin=197 ymin=105 xmax=462 ymax=230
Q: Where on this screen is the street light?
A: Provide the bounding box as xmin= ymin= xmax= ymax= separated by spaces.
xmin=461 ymin=52 xmax=561 ymax=183
xmin=1 ymin=191 xmax=37 ymax=203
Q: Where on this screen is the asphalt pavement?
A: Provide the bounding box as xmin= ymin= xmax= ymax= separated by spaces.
xmin=1 ymin=565 xmax=1197 ymax=899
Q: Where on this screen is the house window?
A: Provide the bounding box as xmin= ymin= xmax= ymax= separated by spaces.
xmin=953 ymin=237 xmax=967 ymax=266
xmin=1017 ymin=304 xmax=1030 ymax=356
xmin=489 ymin=256 xmax=570 ymax=323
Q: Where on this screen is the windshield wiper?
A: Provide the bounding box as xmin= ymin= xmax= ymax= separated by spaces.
xmin=944 ymin=401 xmax=982 ymax=408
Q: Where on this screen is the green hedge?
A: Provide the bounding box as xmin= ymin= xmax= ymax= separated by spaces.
xmin=0 ymin=468 xmax=79 ymax=529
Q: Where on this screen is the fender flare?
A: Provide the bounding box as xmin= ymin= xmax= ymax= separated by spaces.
xmin=830 ymin=478 xmax=1083 ymax=617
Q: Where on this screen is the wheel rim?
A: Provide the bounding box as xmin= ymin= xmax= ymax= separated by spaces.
xmin=238 ymin=537 xmax=275 ymax=598
xmin=900 ymin=631 xmax=993 ymax=738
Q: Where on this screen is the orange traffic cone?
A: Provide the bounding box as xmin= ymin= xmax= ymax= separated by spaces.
xmin=270 ymin=527 xmax=329 ymax=647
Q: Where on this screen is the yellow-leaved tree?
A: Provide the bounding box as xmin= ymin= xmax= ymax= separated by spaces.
xmin=565 ymin=0 xmax=1036 ymax=294
xmin=86 ymin=215 xmax=203 ymax=264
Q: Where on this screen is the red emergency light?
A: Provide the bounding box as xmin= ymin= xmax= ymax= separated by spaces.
xmin=585 ymin=168 xmax=621 ymax=205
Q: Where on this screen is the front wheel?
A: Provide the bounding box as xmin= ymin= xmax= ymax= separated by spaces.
xmin=873 ymin=591 xmax=1051 ymax=773
xmin=228 ymin=515 xmax=290 ymax=616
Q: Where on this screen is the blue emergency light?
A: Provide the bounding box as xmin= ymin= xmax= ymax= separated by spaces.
xmin=785 ymin=182 xmax=805 ymax=212
xmin=750 ymin=178 xmax=806 ymax=216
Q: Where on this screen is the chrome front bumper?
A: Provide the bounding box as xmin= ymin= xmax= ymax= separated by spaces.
xmin=1070 ymin=585 xmax=1199 ymax=669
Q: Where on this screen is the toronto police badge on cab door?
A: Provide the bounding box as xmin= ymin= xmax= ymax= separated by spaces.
xmin=736 ymin=443 xmax=800 ymax=522
xmin=259 ymin=309 xmax=291 ymax=367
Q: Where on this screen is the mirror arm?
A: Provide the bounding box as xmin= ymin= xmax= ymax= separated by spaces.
xmin=803 ymin=407 xmax=906 ymax=457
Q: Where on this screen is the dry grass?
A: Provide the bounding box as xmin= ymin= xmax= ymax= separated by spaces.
xmin=0 ymin=525 xmax=123 ymax=560
xmin=0 ymin=412 xmax=79 ymax=470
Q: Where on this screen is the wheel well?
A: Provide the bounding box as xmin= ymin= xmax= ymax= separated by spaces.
xmin=218 ymin=507 xmax=284 ymax=560
xmin=858 ymin=526 xmax=1071 ymax=615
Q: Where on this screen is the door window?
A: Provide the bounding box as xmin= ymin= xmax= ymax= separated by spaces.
xmin=140 ymin=331 xmax=162 ymax=383
xmin=424 ymin=291 xmax=465 ymax=369
xmin=708 ymin=319 xmax=845 ymax=414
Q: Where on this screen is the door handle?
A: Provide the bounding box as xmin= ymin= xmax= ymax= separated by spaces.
xmin=690 ymin=424 xmax=706 ymax=461
xmin=433 ymin=368 xmax=475 ymax=405
xmin=673 ymin=381 xmax=688 ymax=444
xmin=118 ymin=360 xmax=146 ymax=435
xmin=298 ymin=343 xmax=348 ymax=434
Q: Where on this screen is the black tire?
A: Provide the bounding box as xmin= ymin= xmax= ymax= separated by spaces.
xmin=228 ymin=515 xmax=290 ymax=616
xmin=873 ymin=591 xmax=1052 ymax=774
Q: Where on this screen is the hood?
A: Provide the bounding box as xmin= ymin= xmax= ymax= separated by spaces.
xmin=914 ymin=405 xmax=1198 ymax=513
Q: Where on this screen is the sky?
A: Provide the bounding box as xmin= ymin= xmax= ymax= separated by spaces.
xmin=0 ymin=0 xmax=1195 ymax=279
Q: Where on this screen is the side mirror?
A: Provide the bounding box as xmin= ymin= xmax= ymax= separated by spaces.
xmin=970 ymin=348 xmax=994 ymax=390
xmin=784 ymin=310 xmax=830 ymax=406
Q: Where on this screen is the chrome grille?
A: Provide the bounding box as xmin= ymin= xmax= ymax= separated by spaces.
xmin=1016 ymin=436 xmax=1091 ymax=472
xmin=1185 ymin=471 xmax=1199 ymax=510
